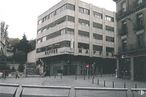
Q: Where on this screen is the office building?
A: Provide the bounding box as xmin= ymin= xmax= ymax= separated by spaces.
xmin=113 ymin=0 xmax=146 ymax=81
xmin=36 ymin=0 xmax=117 ymax=75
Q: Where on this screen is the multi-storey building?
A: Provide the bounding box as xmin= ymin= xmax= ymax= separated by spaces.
xmin=36 ymin=0 xmax=117 ymax=75
xmin=113 ymin=0 xmax=146 ymax=81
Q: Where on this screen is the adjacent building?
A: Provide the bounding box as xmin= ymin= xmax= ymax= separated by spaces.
xmin=36 ymin=0 xmax=117 ymax=75
xmin=113 ymin=0 xmax=146 ymax=81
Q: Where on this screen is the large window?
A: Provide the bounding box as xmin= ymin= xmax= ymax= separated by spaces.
xmin=78 ymin=30 xmax=89 ymax=37
xmin=137 ymin=34 xmax=144 ymax=48
xmin=121 ymin=1 xmax=126 ymax=12
xmin=93 ymin=45 xmax=102 ymax=51
xmin=121 ymin=20 xmax=128 ymax=35
xmin=122 ymin=39 xmax=127 ymax=51
xmin=47 ymin=31 xmax=61 ymax=40
xmin=79 ymin=19 xmax=90 ymax=26
xmin=105 ymin=15 xmax=114 ymax=22
xmin=93 ymin=33 xmax=103 ymax=40
xmin=79 ymin=7 xmax=90 ymax=15
xmin=66 ymin=4 xmax=75 ymax=10
xmin=138 ymin=0 xmax=143 ymax=5
xmin=93 ymin=11 xmax=103 ymax=19
xmin=65 ymin=28 xmax=74 ymax=34
xmin=93 ymin=22 xmax=103 ymax=29
xmin=135 ymin=13 xmax=144 ymax=31
xmin=106 ymin=36 xmax=114 ymax=42
xmin=105 ymin=26 xmax=114 ymax=32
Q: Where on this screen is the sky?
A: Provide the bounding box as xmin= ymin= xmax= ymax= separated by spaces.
xmin=0 ymin=0 xmax=116 ymax=40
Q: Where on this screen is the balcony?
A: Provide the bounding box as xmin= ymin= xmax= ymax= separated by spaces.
xmin=45 ymin=47 xmax=74 ymax=56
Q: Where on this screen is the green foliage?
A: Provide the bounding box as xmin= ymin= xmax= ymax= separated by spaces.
xmin=8 ymin=34 xmax=35 ymax=64
xmin=14 ymin=51 xmax=26 ymax=64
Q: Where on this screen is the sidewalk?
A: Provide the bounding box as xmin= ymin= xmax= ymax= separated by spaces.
xmin=0 ymin=75 xmax=146 ymax=97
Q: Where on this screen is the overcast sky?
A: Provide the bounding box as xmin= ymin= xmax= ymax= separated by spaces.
xmin=0 ymin=0 xmax=116 ymax=40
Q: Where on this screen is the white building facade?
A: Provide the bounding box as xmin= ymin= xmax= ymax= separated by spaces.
xmin=36 ymin=0 xmax=117 ymax=75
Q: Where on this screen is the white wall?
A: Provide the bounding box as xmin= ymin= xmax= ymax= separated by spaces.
xmin=27 ymin=50 xmax=36 ymax=63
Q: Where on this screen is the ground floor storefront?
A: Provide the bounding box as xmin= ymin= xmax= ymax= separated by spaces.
xmin=40 ymin=55 xmax=116 ymax=76
xmin=117 ymin=51 xmax=146 ymax=81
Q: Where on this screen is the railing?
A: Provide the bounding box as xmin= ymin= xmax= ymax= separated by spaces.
xmin=0 ymin=83 xmax=19 ymax=97
xmin=75 ymin=87 xmax=128 ymax=97
xmin=0 ymin=83 xmax=146 ymax=97
xmin=21 ymin=85 xmax=71 ymax=97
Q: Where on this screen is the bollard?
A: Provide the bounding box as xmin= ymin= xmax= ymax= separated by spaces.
xmin=124 ymin=82 xmax=126 ymax=88
xmin=135 ymin=83 xmax=137 ymax=88
xmin=60 ymin=74 xmax=62 ymax=79
xmin=97 ymin=79 xmax=99 ymax=85
xmin=92 ymin=77 xmax=94 ymax=84
xmin=88 ymin=75 xmax=90 ymax=79
xmin=75 ymin=74 xmax=77 ymax=80
xmin=104 ymin=80 xmax=106 ymax=87
xmin=112 ymin=81 xmax=115 ymax=88
xmin=84 ymin=75 xmax=86 ymax=80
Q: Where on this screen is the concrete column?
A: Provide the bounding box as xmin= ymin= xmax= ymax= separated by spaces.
xmin=116 ymin=59 xmax=120 ymax=78
xmin=130 ymin=57 xmax=134 ymax=80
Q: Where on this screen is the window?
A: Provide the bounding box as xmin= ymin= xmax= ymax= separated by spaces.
xmin=42 ymin=36 xmax=46 ymax=42
xmin=47 ymin=31 xmax=61 ymax=40
xmin=93 ymin=33 xmax=103 ymax=40
xmin=138 ymin=0 xmax=143 ymax=5
xmin=55 ymin=16 xmax=66 ymax=25
xmin=67 ymin=16 xmax=75 ymax=22
xmin=66 ymin=4 xmax=75 ymax=10
xmin=93 ymin=22 xmax=103 ymax=29
xmin=79 ymin=19 xmax=90 ymax=26
xmin=136 ymin=13 xmax=144 ymax=30
xmin=137 ymin=34 xmax=144 ymax=48
xmin=106 ymin=36 xmax=114 ymax=42
xmin=106 ymin=47 xmax=114 ymax=56
xmin=93 ymin=45 xmax=102 ymax=53
xmin=121 ymin=20 xmax=128 ymax=35
xmin=42 ymin=28 xmax=47 ymax=32
xmin=78 ymin=30 xmax=89 ymax=37
xmin=65 ymin=28 xmax=74 ymax=34
xmin=37 ymin=30 xmax=42 ymax=34
xmin=93 ymin=11 xmax=102 ymax=19
xmin=105 ymin=15 xmax=114 ymax=22
xmin=121 ymin=1 xmax=126 ymax=12
xmin=78 ymin=43 xmax=89 ymax=49
xmin=38 ymin=20 xmax=42 ymax=25
xmin=105 ymin=26 xmax=114 ymax=32
xmin=79 ymin=7 xmax=90 ymax=15
xmin=37 ymin=39 xmax=42 ymax=44
xmin=122 ymin=39 xmax=127 ymax=51
xmin=106 ymin=47 xmax=114 ymax=52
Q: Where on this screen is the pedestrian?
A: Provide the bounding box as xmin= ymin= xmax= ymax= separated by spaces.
xmin=15 ymin=71 xmax=19 ymax=79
